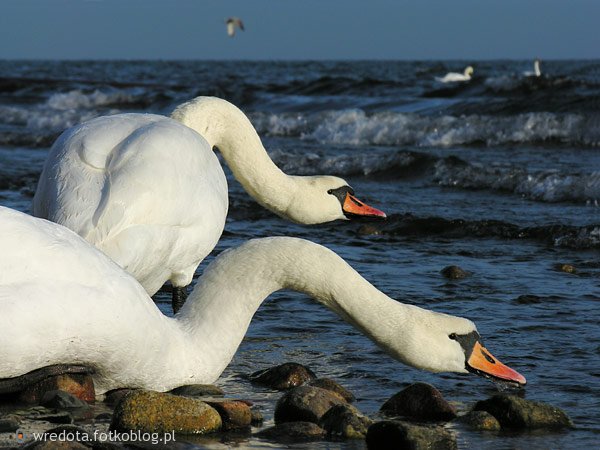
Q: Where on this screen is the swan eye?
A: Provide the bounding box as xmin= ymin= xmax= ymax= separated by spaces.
xmin=327 ymin=189 xmax=333 ymax=194
xmin=449 ymin=333 xmax=457 ymax=340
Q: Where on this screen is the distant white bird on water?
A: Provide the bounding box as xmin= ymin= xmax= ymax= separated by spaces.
xmin=524 ymin=59 xmax=542 ymax=77
xmin=436 ymin=66 xmax=474 ymax=83
xmin=226 ymin=17 xmax=244 ymax=37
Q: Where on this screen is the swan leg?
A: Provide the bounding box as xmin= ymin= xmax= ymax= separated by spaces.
xmin=172 ymin=286 xmax=188 ymax=314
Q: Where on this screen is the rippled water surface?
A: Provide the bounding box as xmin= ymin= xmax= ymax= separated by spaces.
xmin=1 ymin=60 xmax=599 ymax=449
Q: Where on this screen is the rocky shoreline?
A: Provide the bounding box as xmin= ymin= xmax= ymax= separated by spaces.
xmin=0 ymin=362 xmax=572 ymax=449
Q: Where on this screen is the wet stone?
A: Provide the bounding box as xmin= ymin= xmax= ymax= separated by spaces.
xmin=110 ymin=390 xmax=222 ymax=434
xmin=23 ymin=408 xmax=74 ymax=424
xmin=440 ymin=265 xmax=470 ymax=280
xmin=366 ymin=420 xmax=457 ymax=450
xmin=256 ymin=421 xmax=326 ymax=442
xmin=380 ymin=383 xmax=457 ymax=422
xmin=456 ymin=410 xmax=501 ymax=431
xmin=103 ymin=388 xmax=136 ymax=407
xmin=95 ymin=412 xmax=113 ymax=421
xmin=308 ymin=378 xmax=355 ymax=402
xmin=19 ymin=374 xmax=95 ymax=404
xmin=169 ymin=384 xmax=224 ymax=397
xmin=249 ymin=362 xmax=316 ymax=390
xmin=275 ymin=386 xmax=347 ymax=424
xmin=554 ymin=263 xmax=576 ymax=274
xmin=0 ymin=415 xmax=20 ymax=431
xmin=319 ymin=404 xmax=373 ymax=439
xmin=515 ymin=294 xmax=543 ymax=304
xmin=474 ymin=394 xmax=573 ymax=429
xmin=357 ymin=224 xmax=383 ymax=236
xmin=40 ymin=390 xmax=89 ymax=409
xmin=250 ymin=408 xmax=264 ymax=426
xmin=205 ymin=400 xmax=252 ymax=431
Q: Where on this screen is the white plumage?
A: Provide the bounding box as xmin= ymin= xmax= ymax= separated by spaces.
xmin=0 ymin=207 xmax=526 ymax=394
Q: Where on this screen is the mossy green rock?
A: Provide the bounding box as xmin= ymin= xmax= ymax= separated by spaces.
xmin=320 ymin=404 xmax=373 ymax=439
xmin=474 ymin=394 xmax=572 ymax=429
xmin=456 ymin=410 xmax=501 ymax=431
xmin=110 ymin=390 xmax=222 ymax=434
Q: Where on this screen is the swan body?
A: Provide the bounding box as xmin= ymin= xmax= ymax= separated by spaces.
xmin=0 ymin=207 xmax=525 ymax=393
xmin=524 ymin=59 xmax=542 ymax=77
xmin=436 ymin=66 xmax=474 ymax=83
xmin=33 ymin=97 xmax=384 ymax=301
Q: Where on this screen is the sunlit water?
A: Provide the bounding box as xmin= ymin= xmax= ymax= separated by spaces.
xmin=0 ymin=60 xmax=599 ymax=449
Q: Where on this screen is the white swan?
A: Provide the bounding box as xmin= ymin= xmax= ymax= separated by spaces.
xmin=524 ymin=59 xmax=542 ymax=77
xmin=436 ymin=66 xmax=474 ymax=83
xmin=32 ymin=97 xmax=385 ymax=311
xmin=0 ymin=207 xmax=525 ymax=394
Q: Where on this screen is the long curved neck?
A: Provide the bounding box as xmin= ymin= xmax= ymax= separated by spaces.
xmin=177 ymin=237 xmax=417 ymax=380
xmin=171 ymin=97 xmax=295 ymax=215
xmin=534 ymin=60 xmax=541 ymax=77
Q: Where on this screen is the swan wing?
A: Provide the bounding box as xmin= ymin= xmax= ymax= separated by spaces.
xmin=0 ymin=207 xmax=175 ymax=382
xmin=33 ymin=114 xmax=228 ymax=294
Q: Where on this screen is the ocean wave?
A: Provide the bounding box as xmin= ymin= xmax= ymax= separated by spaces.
xmin=267 ymin=147 xmax=600 ymax=204
xmin=251 ymin=110 xmax=600 ymax=147
xmin=360 ymin=213 xmax=600 ymax=250
xmin=433 ymin=158 xmax=600 ymax=203
xmin=46 ymin=89 xmax=138 ymax=110
xmin=268 ymin=149 xmax=433 ymax=177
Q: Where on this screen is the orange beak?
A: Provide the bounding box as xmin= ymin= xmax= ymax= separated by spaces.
xmin=342 ymin=193 xmax=386 ymax=219
xmin=467 ymin=341 xmax=526 ymax=385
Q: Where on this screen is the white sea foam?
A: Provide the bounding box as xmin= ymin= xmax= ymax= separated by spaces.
xmin=250 ymin=110 xmax=599 ymax=147
xmin=46 ymin=89 xmax=136 ymax=111
xmin=0 ymin=89 xmax=129 ymax=133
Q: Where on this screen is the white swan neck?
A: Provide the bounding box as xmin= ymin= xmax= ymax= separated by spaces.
xmin=534 ymin=60 xmax=541 ymax=76
xmin=171 ymin=98 xmax=293 ymax=214
xmin=179 ymin=237 xmax=409 ymax=379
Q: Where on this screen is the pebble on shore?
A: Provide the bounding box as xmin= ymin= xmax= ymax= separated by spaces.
xmin=366 ymin=420 xmax=457 ymax=450
xmin=18 ymin=373 xmax=95 ymax=405
xmin=380 ymin=382 xmax=457 ymax=422
xmin=308 ymin=378 xmax=356 ymax=402
xmin=274 ymin=386 xmax=347 ymax=424
xmin=319 ymin=404 xmax=373 ymax=439
xmin=474 ymin=394 xmax=573 ymax=429
xmin=110 ymin=390 xmax=222 ymax=434
xmin=249 ymin=363 xmax=316 ymax=390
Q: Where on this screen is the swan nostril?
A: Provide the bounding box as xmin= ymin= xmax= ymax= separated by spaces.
xmin=481 ymin=349 xmax=496 ymax=364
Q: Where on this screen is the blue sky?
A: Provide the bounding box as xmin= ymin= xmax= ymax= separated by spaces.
xmin=1 ymin=0 xmax=598 ymax=60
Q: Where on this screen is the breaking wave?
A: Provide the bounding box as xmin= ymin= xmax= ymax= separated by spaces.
xmin=251 ymin=110 xmax=600 ymax=148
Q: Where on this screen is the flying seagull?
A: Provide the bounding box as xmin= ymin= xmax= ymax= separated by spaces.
xmin=226 ymin=17 xmax=244 ymax=37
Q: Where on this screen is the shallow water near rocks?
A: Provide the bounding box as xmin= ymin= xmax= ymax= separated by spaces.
xmin=1 ymin=60 xmax=599 ymax=449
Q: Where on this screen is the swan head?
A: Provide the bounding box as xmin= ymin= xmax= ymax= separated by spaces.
xmin=383 ymin=305 xmax=526 ymax=385
xmin=464 ymin=66 xmax=474 ymax=77
xmin=285 ymin=176 xmax=386 ymax=224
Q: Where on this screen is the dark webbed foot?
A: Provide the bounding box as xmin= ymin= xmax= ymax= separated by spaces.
xmin=172 ymin=286 xmax=189 ymax=314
